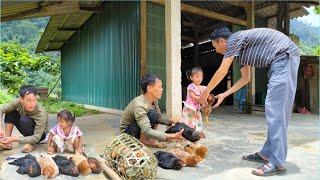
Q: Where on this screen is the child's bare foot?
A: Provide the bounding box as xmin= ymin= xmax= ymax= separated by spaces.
xmin=22 ymin=144 xmax=35 ymax=153
xmin=204 ymin=120 xmax=211 ymax=127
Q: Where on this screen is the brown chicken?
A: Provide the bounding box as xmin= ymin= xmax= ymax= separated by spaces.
xmin=184 ymin=143 xmax=208 ymax=160
xmin=70 ymin=152 xmax=92 ymax=176
xmin=169 ymin=148 xmax=202 ymax=167
xmin=201 ymin=94 xmax=216 ymax=125
xmin=36 ymin=155 xmax=59 ymax=178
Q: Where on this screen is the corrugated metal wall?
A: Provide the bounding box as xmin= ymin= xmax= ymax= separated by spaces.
xmin=61 ymin=1 xmax=141 ymax=110
xmin=146 ymin=2 xmax=166 ymax=109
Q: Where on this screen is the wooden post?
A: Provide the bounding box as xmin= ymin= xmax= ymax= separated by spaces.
xmin=140 ymin=1 xmax=147 ymax=78
xmin=246 ymin=0 xmax=255 ymax=114
xmin=165 ymin=0 xmax=182 ymax=117
xmin=277 ymin=2 xmax=290 ymax=35
xmin=193 ymin=26 xmax=199 ymax=66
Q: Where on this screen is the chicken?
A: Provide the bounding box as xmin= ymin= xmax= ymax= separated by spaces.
xmin=184 ymin=143 xmax=208 ymax=159
xmin=165 ymin=122 xmax=205 ymax=142
xmin=201 ymin=94 xmax=216 ymax=125
xmin=9 ymin=154 xmax=41 ymax=177
xmin=70 ymin=152 xmax=92 ymax=175
xmin=36 ymin=155 xmax=59 ymax=178
xmin=53 ymin=155 xmax=79 ymax=177
xmin=154 ymin=151 xmax=183 ymax=170
xmin=168 ymin=148 xmax=202 ymax=167
xmin=87 ymin=157 xmax=102 ymax=174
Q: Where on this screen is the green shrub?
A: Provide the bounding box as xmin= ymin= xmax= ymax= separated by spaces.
xmin=0 ymin=90 xmax=14 ymax=105
xmin=40 ymin=98 xmax=100 ymax=117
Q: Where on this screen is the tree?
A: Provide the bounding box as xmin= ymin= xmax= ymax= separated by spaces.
xmin=0 ymin=43 xmax=34 ymax=93
xmin=315 ymin=6 xmax=320 ymax=15
xmin=314 ymin=46 xmax=320 ymax=56
xmin=0 ymin=42 xmax=60 ymax=94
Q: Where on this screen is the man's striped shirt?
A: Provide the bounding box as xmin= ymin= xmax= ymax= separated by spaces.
xmin=223 ymin=28 xmax=300 ymax=68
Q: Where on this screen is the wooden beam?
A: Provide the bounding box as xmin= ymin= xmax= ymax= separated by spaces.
xmin=181 ymin=34 xmax=211 ymax=43
xmin=246 ymin=0 xmax=255 ymax=114
xmin=48 ymin=40 xmax=68 ymax=43
xmin=150 ymin=0 xmax=247 ymax=26
xmin=150 ymin=0 xmax=165 ymax=6
xmin=202 ymin=22 xmax=226 ymax=33
xmin=193 ymin=26 xmax=199 ymax=66
xmin=1 ymin=1 xmax=80 ymax=22
xmin=182 ymin=12 xmax=195 ymax=24
xmin=255 ymin=1 xmax=275 ymax=11
xmin=267 ymin=7 xmax=301 ymax=19
xmin=247 ymin=2 xmax=255 ymax=29
xmin=276 ymin=2 xmax=290 ymax=35
xmin=223 ymin=1 xmax=247 ymax=8
xmin=181 ymin=3 xmax=247 ymax=26
xmin=44 ymin=47 xmax=60 ymax=52
xmin=181 ymin=36 xmax=194 ymax=42
xmin=79 ymin=6 xmax=103 ymax=12
xmin=277 ymin=2 xmax=290 ymax=36
xmin=79 ymin=1 xmax=106 ymax=12
xmin=283 ymin=3 xmax=290 ymax=35
xmin=57 ymin=27 xmax=79 ymax=31
xmin=140 ymin=1 xmax=147 ymax=78
xmin=183 ymin=21 xmax=195 ymax=28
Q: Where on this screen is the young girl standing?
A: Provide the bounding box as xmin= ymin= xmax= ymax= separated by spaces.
xmin=183 ymin=67 xmax=207 ymax=131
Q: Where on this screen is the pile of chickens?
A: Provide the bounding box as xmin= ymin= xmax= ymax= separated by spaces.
xmin=7 ymin=152 xmax=101 ymax=178
xmin=154 ymin=122 xmax=209 ymax=170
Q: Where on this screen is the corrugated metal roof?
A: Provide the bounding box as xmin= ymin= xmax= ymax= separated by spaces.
xmin=182 ymin=0 xmax=314 ymax=25
xmin=36 ymin=11 xmax=94 ymax=52
xmin=1 ymin=1 xmax=82 ymax=22
xmin=36 ymin=0 xmax=318 ymax=52
xmin=2 ymin=0 xmax=317 ymax=52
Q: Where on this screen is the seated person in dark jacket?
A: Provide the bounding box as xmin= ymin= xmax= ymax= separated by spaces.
xmin=120 ymin=74 xmax=185 ymax=147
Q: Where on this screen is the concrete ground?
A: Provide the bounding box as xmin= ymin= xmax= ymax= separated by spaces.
xmin=0 ymin=107 xmax=319 ymax=180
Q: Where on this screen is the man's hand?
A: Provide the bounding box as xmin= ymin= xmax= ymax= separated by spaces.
xmin=0 ymin=136 xmax=18 ymax=145
xmin=167 ymin=129 xmax=185 ymax=141
xmin=213 ymin=93 xmax=227 ymax=109
xmin=200 ymin=89 xmax=210 ymax=106
xmin=173 ymin=129 xmax=185 ymax=140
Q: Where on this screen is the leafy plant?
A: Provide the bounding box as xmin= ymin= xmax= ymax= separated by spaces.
xmin=0 ymin=42 xmax=60 ymax=94
xmin=0 ymin=90 xmax=14 ymax=105
xmin=1 ymin=17 xmax=61 ymax=96
xmin=315 ymin=6 xmax=320 ymax=15
xmin=41 ymin=98 xmax=100 ymax=117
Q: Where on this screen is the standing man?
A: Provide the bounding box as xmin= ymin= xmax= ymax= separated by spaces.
xmin=200 ymin=27 xmax=300 ymax=176
xmin=0 ymin=85 xmax=48 ymax=153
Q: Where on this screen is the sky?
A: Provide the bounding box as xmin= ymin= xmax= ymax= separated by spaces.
xmin=296 ymin=6 xmax=320 ymax=27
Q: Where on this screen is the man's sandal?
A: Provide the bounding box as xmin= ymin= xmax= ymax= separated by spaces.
xmin=252 ymin=163 xmax=286 ymax=176
xmin=242 ymin=152 xmax=268 ymax=163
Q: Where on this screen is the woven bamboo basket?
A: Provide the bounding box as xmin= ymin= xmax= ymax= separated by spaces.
xmin=103 ymin=133 xmax=158 ymax=180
